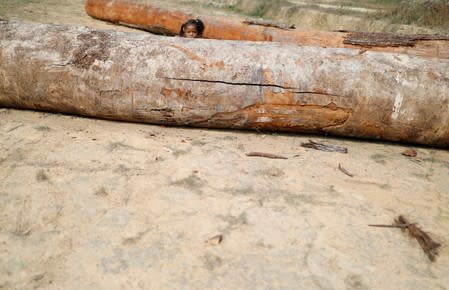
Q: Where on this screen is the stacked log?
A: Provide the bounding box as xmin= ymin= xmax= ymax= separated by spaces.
xmin=1 ymin=21 xmax=448 ymax=146
xmin=85 ymin=0 xmax=449 ymax=59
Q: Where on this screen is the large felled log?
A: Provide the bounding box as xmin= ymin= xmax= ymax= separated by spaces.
xmin=85 ymin=0 xmax=449 ymax=59
xmin=1 ymin=21 xmax=448 ymax=147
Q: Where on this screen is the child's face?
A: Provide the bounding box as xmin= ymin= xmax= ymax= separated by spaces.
xmin=183 ymin=24 xmax=199 ymax=38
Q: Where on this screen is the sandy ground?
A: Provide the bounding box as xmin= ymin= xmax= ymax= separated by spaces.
xmin=1 ymin=1 xmax=449 ymax=289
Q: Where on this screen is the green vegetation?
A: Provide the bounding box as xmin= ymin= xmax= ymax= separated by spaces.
xmin=354 ymin=0 xmax=402 ymax=7
xmin=248 ymin=4 xmax=266 ymax=17
xmin=228 ymin=0 xmax=284 ymax=18
xmin=227 ymin=0 xmax=449 ymax=30
xmin=382 ymin=0 xmax=449 ymax=29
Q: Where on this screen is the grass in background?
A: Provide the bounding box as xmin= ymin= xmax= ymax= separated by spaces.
xmin=228 ymin=0 xmax=284 ymax=18
xmin=324 ymin=0 xmax=449 ymax=29
xmin=228 ymin=0 xmax=449 ymax=31
xmin=382 ymin=0 xmax=449 ymax=29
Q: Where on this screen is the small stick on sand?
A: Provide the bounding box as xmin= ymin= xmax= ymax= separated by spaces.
xmin=246 ymin=152 xmax=288 ymax=159
xmin=368 ymin=223 xmax=416 ymax=228
xmin=301 ymin=140 xmax=348 ymax=153
xmin=369 ymin=215 xmax=441 ymax=262
xmin=338 ymin=163 xmax=354 ymax=177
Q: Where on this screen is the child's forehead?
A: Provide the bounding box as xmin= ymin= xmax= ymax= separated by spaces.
xmin=185 ymin=23 xmax=197 ymax=29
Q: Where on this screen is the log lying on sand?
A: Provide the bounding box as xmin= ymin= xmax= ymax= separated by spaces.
xmin=1 ymin=21 xmax=449 ymax=147
xmin=85 ymin=0 xmax=449 ymax=59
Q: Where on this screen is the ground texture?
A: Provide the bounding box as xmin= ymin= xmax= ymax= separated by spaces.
xmin=0 ymin=1 xmax=448 ymax=289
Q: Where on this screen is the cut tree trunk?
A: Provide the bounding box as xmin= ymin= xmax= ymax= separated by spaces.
xmin=1 ymin=21 xmax=448 ymax=147
xmin=85 ymin=0 xmax=449 ymax=59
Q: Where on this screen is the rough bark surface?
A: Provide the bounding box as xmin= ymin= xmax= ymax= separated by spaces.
xmin=343 ymin=32 xmax=449 ymax=47
xmin=1 ymin=21 xmax=449 ymax=146
xmin=85 ymin=0 xmax=449 ymax=59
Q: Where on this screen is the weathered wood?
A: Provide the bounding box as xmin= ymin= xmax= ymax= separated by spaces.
xmin=85 ymin=0 xmax=449 ymax=59
xmin=343 ymin=32 xmax=449 ymax=47
xmin=1 ymin=21 xmax=449 ymax=146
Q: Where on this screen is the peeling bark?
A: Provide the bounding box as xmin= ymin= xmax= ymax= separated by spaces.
xmin=85 ymin=0 xmax=449 ymax=59
xmin=1 ymin=21 xmax=449 ymax=146
xmin=343 ymin=32 xmax=449 ymax=47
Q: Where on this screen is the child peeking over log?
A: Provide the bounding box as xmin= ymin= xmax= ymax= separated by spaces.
xmin=179 ymin=19 xmax=205 ymax=38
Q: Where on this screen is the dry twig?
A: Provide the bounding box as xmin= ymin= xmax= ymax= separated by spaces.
xmin=246 ymin=152 xmax=288 ymax=159
xmin=301 ymin=140 xmax=348 ymax=153
xmin=338 ymin=163 xmax=354 ymax=177
xmin=370 ymin=215 xmax=441 ymax=262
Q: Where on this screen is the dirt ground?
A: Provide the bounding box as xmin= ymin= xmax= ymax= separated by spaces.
xmin=1 ymin=1 xmax=449 ymax=289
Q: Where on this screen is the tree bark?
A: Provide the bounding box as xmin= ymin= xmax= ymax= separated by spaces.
xmin=1 ymin=21 xmax=448 ymax=147
xmin=85 ymin=0 xmax=449 ymax=59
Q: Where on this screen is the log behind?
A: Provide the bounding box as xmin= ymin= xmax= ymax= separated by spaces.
xmin=85 ymin=0 xmax=449 ymax=59
xmin=1 ymin=21 xmax=448 ymax=146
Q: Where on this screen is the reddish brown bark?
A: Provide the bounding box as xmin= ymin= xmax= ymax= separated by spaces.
xmin=85 ymin=0 xmax=449 ymax=59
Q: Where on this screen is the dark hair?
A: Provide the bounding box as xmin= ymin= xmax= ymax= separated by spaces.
xmin=179 ymin=19 xmax=205 ymax=37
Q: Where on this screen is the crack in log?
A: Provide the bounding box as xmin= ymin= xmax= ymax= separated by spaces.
xmin=164 ymin=77 xmax=340 ymax=97
xmin=148 ymin=107 xmax=174 ymax=117
xmin=165 ymin=77 xmax=298 ymax=90
xmin=149 ymin=108 xmax=173 ymax=112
